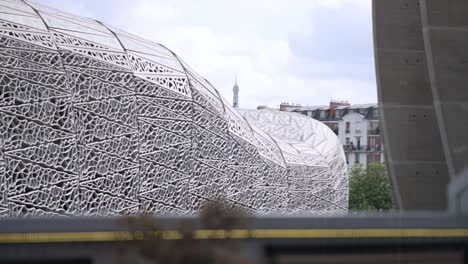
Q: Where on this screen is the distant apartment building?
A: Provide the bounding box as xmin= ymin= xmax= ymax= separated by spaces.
xmin=279 ymin=101 xmax=384 ymax=169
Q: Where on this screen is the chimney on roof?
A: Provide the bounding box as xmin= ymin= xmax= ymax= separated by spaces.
xmin=330 ymin=99 xmax=350 ymax=109
xmin=329 ymin=99 xmax=351 ymax=118
xmin=279 ymin=102 xmax=289 ymax=111
xmin=279 ymin=102 xmax=302 ymax=111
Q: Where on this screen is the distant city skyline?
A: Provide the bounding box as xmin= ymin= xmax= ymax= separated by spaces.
xmin=34 ymin=0 xmax=375 ymax=108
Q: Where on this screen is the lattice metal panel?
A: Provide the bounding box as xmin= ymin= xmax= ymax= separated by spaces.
xmin=0 ymin=0 xmax=348 ymax=217
xmin=240 ymin=110 xmax=349 ymax=213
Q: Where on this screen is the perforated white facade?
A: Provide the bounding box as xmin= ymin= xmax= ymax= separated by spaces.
xmin=0 ymin=0 xmax=348 ymax=216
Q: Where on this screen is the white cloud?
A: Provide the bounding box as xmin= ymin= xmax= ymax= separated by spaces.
xmin=34 ymin=0 xmax=377 ymax=109
xmin=316 ymin=0 xmax=371 ymax=10
xmin=130 ymin=1 xmax=180 ymax=22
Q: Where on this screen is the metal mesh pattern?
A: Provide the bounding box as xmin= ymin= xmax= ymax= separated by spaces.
xmin=0 ymin=0 xmax=348 ymax=217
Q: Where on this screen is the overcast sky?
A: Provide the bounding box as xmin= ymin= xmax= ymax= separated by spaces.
xmin=34 ymin=0 xmax=376 ymax=109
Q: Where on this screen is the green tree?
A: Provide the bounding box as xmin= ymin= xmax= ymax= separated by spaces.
xmin=349 ymin=162 xmax=393 ymax=211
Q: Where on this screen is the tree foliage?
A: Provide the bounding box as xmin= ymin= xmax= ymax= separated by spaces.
xmin=349 ymin=162 xmax=393 ymax=211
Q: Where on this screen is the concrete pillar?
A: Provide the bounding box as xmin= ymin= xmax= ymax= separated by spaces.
xmin=420 ymin=0 xmax=468 ymax=178
xmin=373 ymin=0 xmax=449 ymax=210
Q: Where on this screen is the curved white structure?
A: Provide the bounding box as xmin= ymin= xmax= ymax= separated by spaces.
xmin=242 ymin=109 xmax=345 ymax=168
xmin=0 ymin=0 xmax=348 ymax=216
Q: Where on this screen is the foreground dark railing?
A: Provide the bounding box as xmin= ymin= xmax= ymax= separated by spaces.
xmin=0 ymin=213 xmax=468 ymax=263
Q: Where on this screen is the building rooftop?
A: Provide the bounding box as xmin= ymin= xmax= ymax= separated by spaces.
xmin=348 ymin=103 xmax=378 ymax=109
xmin=286 ymin=103 xmax=380 ymax=122
xmin=291 ymin=103 xmax=378 ymax=112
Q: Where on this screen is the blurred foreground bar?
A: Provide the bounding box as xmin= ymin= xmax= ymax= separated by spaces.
xmin=0 ymin=213 xmax=467 ymax=263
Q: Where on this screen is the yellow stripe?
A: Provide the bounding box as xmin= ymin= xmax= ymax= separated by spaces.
xmin=0 ymin=229 xmax=467 ymax=243
xmin=249 ymin=229 xmax=468 ymax=238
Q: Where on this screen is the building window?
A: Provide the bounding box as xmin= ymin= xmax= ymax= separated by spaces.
xmin=335 ymin=110 xmax=340 ymax=117
xmin=345 ymin=137 xmax=350 ymax=145
xmin=369 ymin=121 xmax=380 ymax=135
xmin=374 ymin=108 xmax=379 ymax=116
xmin=370 ymin=137 xmax=376 ymax=150
xmin=355 ymin=121 xmax=361 ymax=134
xmin=320 ymin=111 xmax=326 ymax=119
xmin=345 ymin=122 xmax=350 ymax=133
xmin=307 ymin=111 xmax=312 ymax=117
xmin=346 ymin=153 xmax=349 ymax=164
xmin=355 ymin=153 xmax=359 ymax=164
